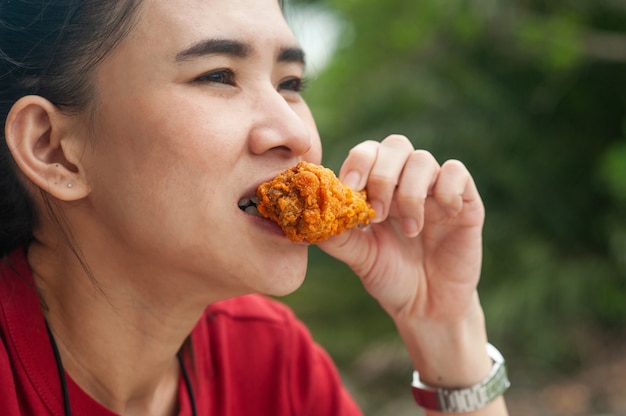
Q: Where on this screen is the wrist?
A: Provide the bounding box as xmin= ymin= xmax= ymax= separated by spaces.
xmin=392 ymin=294 xmax=492 ymax=387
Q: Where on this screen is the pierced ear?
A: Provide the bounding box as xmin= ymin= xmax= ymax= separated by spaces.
xmin=5 ymin=95 xmax=90 ymax=201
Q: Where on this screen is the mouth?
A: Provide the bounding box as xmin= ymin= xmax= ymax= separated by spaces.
xmin=238 ymin=196 xmax=263 ymax=217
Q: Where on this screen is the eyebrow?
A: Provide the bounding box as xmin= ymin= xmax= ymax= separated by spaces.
xmin=176 ymin=39 xmax=249 ymax=61
xmin=277 ymin=46 xmax=306 ymax=65
xmin=175 ymin=38 xmax=306 ymax=66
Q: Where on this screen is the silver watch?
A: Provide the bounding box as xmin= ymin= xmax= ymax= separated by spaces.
xmin=411 ymin=343 xmax=510 ymax=413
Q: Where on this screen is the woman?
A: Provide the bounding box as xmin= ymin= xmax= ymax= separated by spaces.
xmin=0 ymin=0 xmax=509 ymax=415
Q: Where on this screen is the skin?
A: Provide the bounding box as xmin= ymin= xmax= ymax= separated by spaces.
xmin=4 ymin=0 xmax=508 ymax=415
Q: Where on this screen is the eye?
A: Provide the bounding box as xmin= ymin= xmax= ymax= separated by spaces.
xmin=194 ymin=68 xmax=237 ymax=86
xmin=278 ymin=77 xmax=307 ymax=93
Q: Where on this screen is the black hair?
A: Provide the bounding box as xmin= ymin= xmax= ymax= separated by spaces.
xmin=0 ymin=0 xmax=143 ymax=258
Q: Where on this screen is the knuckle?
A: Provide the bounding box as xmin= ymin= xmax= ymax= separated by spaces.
xmin=409 ymin=149 xmax=438 ymax=166
xmin=396 ymin=191 xmax=426 ymax=209
xmin=368 ymin=170 xmax=397 ymax=187
xmin=348 ymin=140 xmax=378 ymax=159
xmin=441 ymin=159 xmax=467 ymax=172
xmin=382 ymin=134 xmax=414 ymax=152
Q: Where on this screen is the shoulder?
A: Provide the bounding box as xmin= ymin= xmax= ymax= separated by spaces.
xmin=191 ymin=294 xmax=311 ymax=353
xmin=0 ymin=336 xmax=20 ymax=414
xmin=190 ymin=296 xmax=363 ymax=415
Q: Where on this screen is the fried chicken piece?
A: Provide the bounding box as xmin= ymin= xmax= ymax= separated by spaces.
xmin=256 ymin=161 xmax=376 ymax=243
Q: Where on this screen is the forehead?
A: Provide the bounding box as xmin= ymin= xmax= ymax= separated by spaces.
xmin=134 ymin=0 xmax=297 ymax=57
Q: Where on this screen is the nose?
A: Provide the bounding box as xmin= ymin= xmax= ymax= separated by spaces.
xmin=247 ymin=89 xmax=312 ymax=157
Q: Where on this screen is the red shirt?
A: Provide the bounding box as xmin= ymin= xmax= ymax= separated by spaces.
xmin=0 ymin=249 xmax=362 ymax=415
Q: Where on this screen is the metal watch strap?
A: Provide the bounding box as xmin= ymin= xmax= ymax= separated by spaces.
xmin=411 ymin=343 xmax=510 ymax=413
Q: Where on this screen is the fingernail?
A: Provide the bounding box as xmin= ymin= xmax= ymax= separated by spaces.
xmin=370 ymin=200 xmax=384 ymax=223
xmin=342 ymin=171 xmax=361 ymax=190
xmin=402 ymin=218 xmax=419 ymax=237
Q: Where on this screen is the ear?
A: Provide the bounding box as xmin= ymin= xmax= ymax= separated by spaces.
xmin=4 ymin=95 xmax=90 ymax=201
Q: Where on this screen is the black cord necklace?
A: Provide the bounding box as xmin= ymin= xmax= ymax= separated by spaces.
xmin=45 ymin=321 xmax=198 ymax=416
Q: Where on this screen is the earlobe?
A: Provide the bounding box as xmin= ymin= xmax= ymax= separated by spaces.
xmin=5 ymin=95 xmax=90 ymax=201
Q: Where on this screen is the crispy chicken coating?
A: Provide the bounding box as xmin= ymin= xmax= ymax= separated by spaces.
xmin=256 ymin=161 xmax=376 ymax=243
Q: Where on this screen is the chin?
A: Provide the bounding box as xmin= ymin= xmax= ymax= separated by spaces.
xmin=266 ymin=279 xmax=305 ymax=298
xmin=257 ymin=255 xmax=308 ymax=298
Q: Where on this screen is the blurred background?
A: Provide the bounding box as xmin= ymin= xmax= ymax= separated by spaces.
xmin=279 ymin=0 xmax=626 ymax=415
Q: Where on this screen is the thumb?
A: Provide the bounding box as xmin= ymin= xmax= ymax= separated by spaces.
xmin=316 ymin=228 xmax=375 ymax=277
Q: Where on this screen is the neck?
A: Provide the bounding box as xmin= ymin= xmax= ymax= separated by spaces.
xmin=28 ymin=241 xmax=205 ymax=415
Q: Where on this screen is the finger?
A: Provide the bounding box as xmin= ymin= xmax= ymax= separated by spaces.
xmin=365 ymin=135 xmax=415 ymax=223
xmin=432 ymin=160 xmax=478 ymax=217
xmin=316 ymin=227 xmax=373 ymax=278
xmin=338 ymin=140 xmax=379 ymax=191
xmin=395 ymin=150 xmax=440 ymax=237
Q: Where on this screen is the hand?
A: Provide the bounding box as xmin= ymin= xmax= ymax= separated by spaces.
xmin=318 ymin=135 xmax=485 ymax=324
xmin=319 ymin=136 xmax=510 ymax=415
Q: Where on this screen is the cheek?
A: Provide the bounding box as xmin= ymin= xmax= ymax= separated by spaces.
xmin=298 ymin=105 xmax=323 ymax=164
xmin=94 ymin=92 xmax=240 ymax=173
xmin=84 ymin=99 xmax=230 ymax=229
xmin=305 ymin=141 xmax=322 ymax=166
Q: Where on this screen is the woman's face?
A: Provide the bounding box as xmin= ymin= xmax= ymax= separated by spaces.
xmin=79 ymin=0 xmax=322 ymax=298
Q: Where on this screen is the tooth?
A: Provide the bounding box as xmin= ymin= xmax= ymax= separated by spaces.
xmin=251 ymin=196 xmax=259 ymax=205
xmin=245 ymin=205 xmax=262 ymax=217
xmin=238 ymin=197 xmax=250 ymax=208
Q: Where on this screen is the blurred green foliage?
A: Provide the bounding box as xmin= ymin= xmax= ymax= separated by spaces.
xmin=282 ymin=0 xmax=626 ymax=387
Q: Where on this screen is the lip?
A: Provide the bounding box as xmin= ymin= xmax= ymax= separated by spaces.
xmin=243 ymin=210 xmax=285 ymax=235
xmin=238 ymin=171 xmax=284 ymax=201
xmin=239 ymin=207 xmax=311 ymax=246
xmin=238 ymin=201 xmax=295 ymax=242
xmin=237 ymin=172 xmax=283 ymax=237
